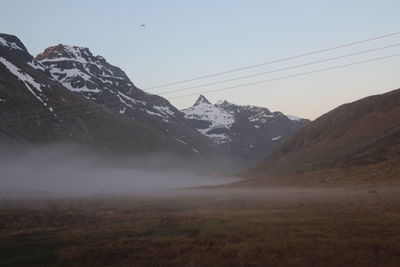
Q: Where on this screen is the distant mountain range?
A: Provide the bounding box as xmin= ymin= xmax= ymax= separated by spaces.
xmin=36 ymin=44 xmax=216 ymax=155
xmin=0 ymin=34 xmax=217 ymax=157
xmin=244 ymin=88 xmax=400 ymax=184
xmin=181 ymin=95 xmax=309 ymax=162
xmin=0 ymin=33 xmax=309 ymax=169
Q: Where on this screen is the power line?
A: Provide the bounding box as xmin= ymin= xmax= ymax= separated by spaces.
xmin=167 ymin=53 xmax=400 ymax=101
xmin=143 ymin=31 xmax=400 ymax=91
xmin=157 ymin=43 xmax=400 ymax=96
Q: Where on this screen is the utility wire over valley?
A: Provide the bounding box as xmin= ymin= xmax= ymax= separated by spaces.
xmin=143 ymin=31 xmax=400 ymax=91
xmin=157 ymin=43 xmax=400 ymax=96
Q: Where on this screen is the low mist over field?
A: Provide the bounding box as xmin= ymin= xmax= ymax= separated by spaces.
xmin=0 ymin=144 xmax=238 ymax=198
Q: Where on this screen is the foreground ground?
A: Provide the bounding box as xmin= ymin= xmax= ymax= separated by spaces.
xmin=1 ymin=185 xmax=400 ymax=266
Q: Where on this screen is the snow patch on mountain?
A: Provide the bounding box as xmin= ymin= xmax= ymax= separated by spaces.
xmin=287 ymin=115 xmax=303 ymax=121
xmin=182 ymin=95 xmax=234 ymax=143
xmin=117 ymin=91 xmax=146 ymax=107
xmin=249 ymin=111 xmax=275 ymax=122
xmin=47 ymin=66 xmax=103 ymax=93
xmin=0 ymin=37 xmax=23 ymax=51
xmin=152 ymin=105 xmax=176 ymax=117
xmin=174 ymin=137 xmax=188 ymax=145
xmin=199 ymin=132 xmax=231 ymax=144
xmin=144 ymin=105 xmax=175 ymax=123
xmin=144 ymin=109 xmax=167 ymax=122
xmin=0 ymin=57 xmax=47 ymax=105
xmin=27 ymin=60 xmax=46 ymax=71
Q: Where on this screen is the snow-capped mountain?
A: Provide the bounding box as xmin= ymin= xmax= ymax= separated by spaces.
xmin=182 ymin=95 xmax=235 ymax=144
xmin=181 ymin=95 xmax=310 ymax=162
xmin=36 ymin=44 xmax=217 ymax=154
xmin=0 ymin=34 xmax=223 ymax=158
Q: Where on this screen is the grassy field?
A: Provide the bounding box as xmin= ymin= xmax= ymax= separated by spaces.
xmin=1 ymin=185 xmax=400 ymax=266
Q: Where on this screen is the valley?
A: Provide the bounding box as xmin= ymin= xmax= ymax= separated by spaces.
xmin=1 ymin=185 xmax=400 ymax=266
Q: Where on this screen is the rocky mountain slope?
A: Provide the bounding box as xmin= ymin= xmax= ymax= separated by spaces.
xmin=181 ymin=95 xmax=309 ymax=162
xmin=244 ymin=88 xmax=400 ymax=184
xmin=36 ymin=44 xmax=216 ymax=155
xmin=0 ymin=34 xmax=219 ymax=158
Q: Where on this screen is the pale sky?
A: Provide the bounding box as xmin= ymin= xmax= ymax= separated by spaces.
xmin=1 ymin=0 xmax=400 ymax=119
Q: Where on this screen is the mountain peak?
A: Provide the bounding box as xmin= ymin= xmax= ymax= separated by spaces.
xmin=0 ymin=33 xmax=28 ymax=53
xmin=181 ymin=96 xmax=310 ymax=161
xmin=215 ymin=100 xmax=234 ymax=108
xmin=36 ymin=43 xmax=131 ymax=93
xmin=194 ymin=95 xmax=211 ymax=106
xmin=36 ymin=44 xmax=93 ymax=62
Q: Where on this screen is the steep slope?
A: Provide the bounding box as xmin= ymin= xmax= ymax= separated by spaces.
xmin=36 ymin=44 xmax=216 ymax=154
xmin=0 ymin=34 xmax=211 ymax=156
xmin=181 ymin=95 xmax=309 ymax=162
xmin=245 ymin=88 xmax=400 ymax=184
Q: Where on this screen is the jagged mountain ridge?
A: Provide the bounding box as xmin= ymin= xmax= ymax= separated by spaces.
xmin=181 ymin=95 xmax=309 ymax=162
xmin=0 ymin=34 xmax=221 ymax=158
xmin=36 ymin=44 xmax=217 ymax=154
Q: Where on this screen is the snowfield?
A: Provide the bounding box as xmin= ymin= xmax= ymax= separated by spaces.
xmin=0 ymin=56 xmax=48 ymax=105
xmin=182 ymin=97 xmax=234 ymax=143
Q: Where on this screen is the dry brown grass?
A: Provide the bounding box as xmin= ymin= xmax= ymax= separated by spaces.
xmin=237 ymin=156 xmax=400 ymax=188
xmin=1 ymin=185 xmax=400 ymax=266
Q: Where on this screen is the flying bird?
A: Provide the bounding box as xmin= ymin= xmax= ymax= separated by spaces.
xmin=140 ymin=24 xmax=146 ymax=28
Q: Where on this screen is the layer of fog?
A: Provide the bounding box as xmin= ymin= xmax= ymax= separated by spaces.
xmin=0 ymin=144 xmax=240 ymax=198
